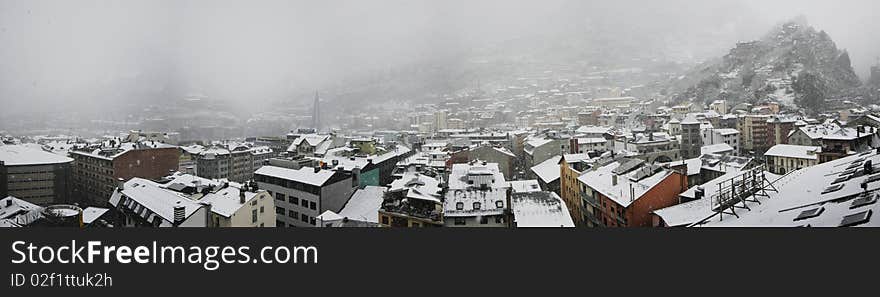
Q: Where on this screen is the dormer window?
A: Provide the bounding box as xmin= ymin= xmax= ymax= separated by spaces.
xmin=456 ymin=202 xmax=464 ymax=210
xmin=473 ymin=202 xmax=481 ymax=210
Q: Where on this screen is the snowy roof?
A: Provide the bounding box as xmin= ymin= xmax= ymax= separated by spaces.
xmin=389 ymin=171 xmax=441 ymax=203
xmin=511 ymin=192 xmax=575 ymax=227
xmin=509 ymin=180 xmax=542 ymax=193
xmin=701 ymin=143 xmax=734 ymax=155
xmin=199 ymin=183 xmax=263 ymax=218
xmin=576 ymin=137 xmax=608 ymax=144
xmin=578 ymin=161 xmax=673 ymax=208
xmin=444 ymin=163 xmax=509 ymax=217
xmin=254 ymin=166 xmax=336 ymax=186
xmin=531 ymin=155 xmax=562 ymax=184
xmin=292 ymin=134 xmax=331 ymax=147
xmin=0 ymin=145 xmax=73 ymax=166
xmin=764 ymin=144 xmax=820 ymax=160
xmin=575 ymin=125 xmax=614 ymax=135
xmin=0 ymin=196 xmax=42 ymax=227
xmin=525 ymin=136 xmax=553 ymax=149
xmin=797 ymin=123 xmax=842 ymax=140
xmin=82 ymin=207 xmax=109 ymax=225
xmin=319 ymin=144 xmax=411 ymax=171
xmin=680 ymin=114 xmax=700 ymax=125
xmin=714 ymin=128 xmax=740 ymax=136
xmin=696 ymin=150 xmax=880 ymax=227
xmin=333 ymin=186 xmax=385 ymax=223
xmin=109 ymin=178 xmax=204 ymax=224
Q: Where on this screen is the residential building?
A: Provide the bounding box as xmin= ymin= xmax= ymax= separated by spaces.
xmin=454 ymin=143 xmax=517 ymax=180
xmin=578 ymin=159 xmax=687 ymax=227
xmin=764 ymin=144 xmax=821 ymax=175
xmin=680 ymin=115 xmax=702 ymax=159
xmin=194 ymin=143 xmax=273 ymax=183
xmin=701 ymin=128 xmax=740 ymax=155
xmin=317 ymin=185 xmax=385 ymax=227
xmin=738 ymin=115 xmax=771 ymax=154
xmin=379 ymin=170 xmax=443 ymax=227
xmin=444 ymin=161 xmax=510 ymax=227
xmin=1 ymin=145 xmax=73 ymax=205
xmin=70 ymin=141 xmax=180 ymax=207
xmin=558 ymin=153 xmax=593 ymax=226
xmin=709 ymin=100 xmax=728 ymax=115
xmin=524 ymin=132 xmax=570 ymax=169
xmin=108 ymin=173 xmax=275 ymax=227
xmin=530 ymin=155 xmax=561 ymax=194
xmin=254 ymin=165 xmax=357 ymax=227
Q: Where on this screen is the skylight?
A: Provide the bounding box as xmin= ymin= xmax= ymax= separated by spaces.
xmin=850 ymin=194 xmax=878 ymax=209
xmin=821 ymin=184 xmax=844 ymax=194
xmin=839 ymin=210 xmax=872 ymax=227
xmin=793 ymin=207 xmax=824 ymax=221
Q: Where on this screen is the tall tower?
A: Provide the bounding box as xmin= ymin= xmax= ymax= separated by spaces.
xmin=312 ymin=91 xmax=320 ymax=132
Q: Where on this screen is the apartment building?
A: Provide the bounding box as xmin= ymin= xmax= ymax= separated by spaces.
xmin=108 ymin=173 xmax=275 ymax=227
xmin=0 ymin=145 xmax=73 ymax=205
xmin=70 ymin=141 xmax=179 ymax=207
xmin=254 ymin=165 xmax=356 ymax=227
xmin=578 ymin=159 xmax=687 ymax=227
xmin=444 ymin=161 xmax=510 ymax=227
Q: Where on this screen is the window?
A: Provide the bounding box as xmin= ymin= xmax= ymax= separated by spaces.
xmin=288 ymin=210 xmax=298 ymax=218
xmin=301 ymin=199 xmax=308 ymax=207
xmin=381 ymin=216 xmax=389 ymax=225
xmin=310 ymin=217 xmax=316 ymax=226
xmin=473 ymin=202 xmax=481 ymax=210
xmin=309 ymin=201 xmax=316 ymax=210
xmin=454 ymin=218 xmax=466 ymax=225
xmin=496 ymin=200 xmax=503 ymax=208
xmin=276 ymin=207 xmax=285 ymax=215
xmin=290 ymin=196 xmax=299 ymax=204
xmin=275 ymin=193 xmax=285 ymax=201
xmin=252 ymin=209 xmax=258 ymax=223
xmin=456 ymin=202 xmax=464 ymax=210
xmin=301 ymin=214 xmax=308 ymax=222
xmin=260 ymin=206 xmax=264 ymax=213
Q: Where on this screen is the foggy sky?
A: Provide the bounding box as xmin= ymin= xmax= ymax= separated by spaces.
xmin=1 ymin=0 xmax=878 ymax=115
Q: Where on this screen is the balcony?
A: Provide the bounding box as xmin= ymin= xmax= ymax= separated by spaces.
xmin=581 ymin=192 xmax=600 ymax=208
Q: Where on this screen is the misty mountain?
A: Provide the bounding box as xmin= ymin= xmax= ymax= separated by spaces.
xmin=665 ymin=18 xmax=862 ymax=113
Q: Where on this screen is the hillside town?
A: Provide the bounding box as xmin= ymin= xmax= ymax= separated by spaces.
xmin=4 ymin=16 xmax=880 ymax=229
xmin=5 ymin=64 xmax=880 ymax=228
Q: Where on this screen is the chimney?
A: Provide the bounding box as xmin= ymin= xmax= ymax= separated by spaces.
xmin=239 ymin=190 xmax=246 ymax=204
xmin=173 ymin=201 xmax=186 ymax=225
xmin=612 ymin=174 xmax=618 ymax=186
xmin=314 ymin=167 xmax=321 ymax=173
xmin=5 ymin=199 xmax=11 ymax=207
xmin=117 ymin=178 xmax=125 ymax=191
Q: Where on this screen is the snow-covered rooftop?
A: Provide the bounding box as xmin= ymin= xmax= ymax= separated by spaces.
xmin=254 ymin=166 xmax=336 ymax=186
xmin=578 ymin=161 xmax=673 ymax=208
xmin=764 ymin=144 xmax=820 ymax=160
xmin=320 ymin=186 xmax=385 ymax=223
xmin=511 ymin=191 xmax=575 ymax=227
xmin=696 ymin=150 xmax=880 ymax=227
xmin=701 ymin=143 xmax=734 ymax=155
xmin=509 ymin=180 xmax=542 ymax=193
xmin=0 ymin=145 xmax=73 ymax=166
xmin=531 ymin=155 xmax=562 ymax=184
